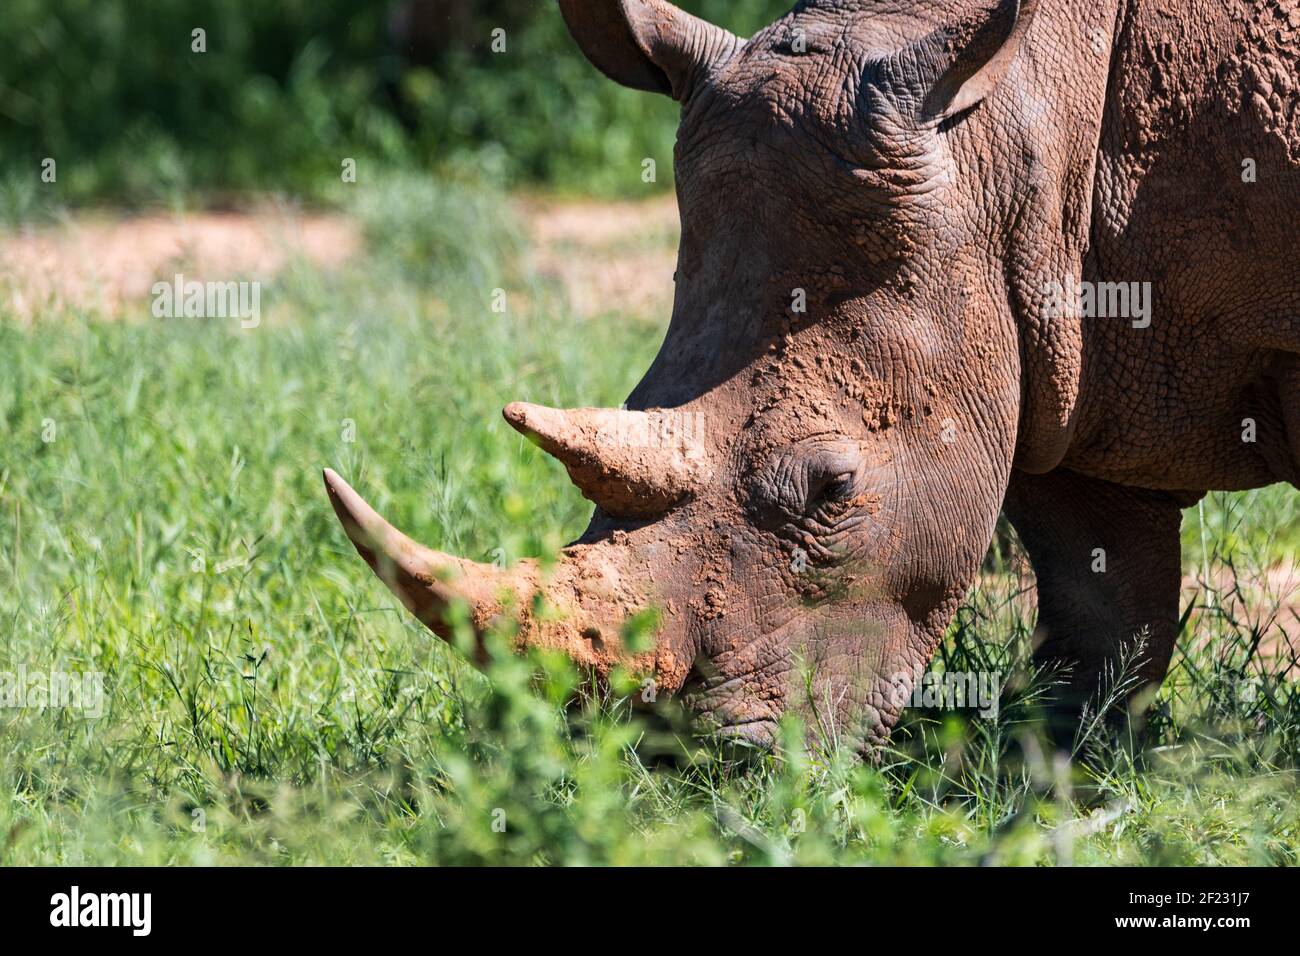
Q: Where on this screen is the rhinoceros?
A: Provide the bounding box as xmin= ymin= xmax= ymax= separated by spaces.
xmin=325 ymin=0 xmax=1300 ymax=754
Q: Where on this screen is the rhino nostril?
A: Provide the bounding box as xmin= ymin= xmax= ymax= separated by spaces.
xmin=679 ymin=653 xmax=721 ymax=702
xmin=581 ymin=626 xmax=606 ymax=653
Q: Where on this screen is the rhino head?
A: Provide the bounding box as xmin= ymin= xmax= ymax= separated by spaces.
xmin=327 ymin=0 xmax=1074 ymax=755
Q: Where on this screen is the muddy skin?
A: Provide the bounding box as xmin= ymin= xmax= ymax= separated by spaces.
xmin=326 ymin=0 xmax=1300 ymax=758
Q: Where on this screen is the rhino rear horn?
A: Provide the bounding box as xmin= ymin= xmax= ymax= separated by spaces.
xmin=504 ymin=402 xmax=705 ymax=517
xmin=558 ymin=0 xmax=741 ymax=100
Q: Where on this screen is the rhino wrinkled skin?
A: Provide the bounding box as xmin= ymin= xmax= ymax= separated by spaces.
xmin=325 ymin=0 xmax=1300 ymax=756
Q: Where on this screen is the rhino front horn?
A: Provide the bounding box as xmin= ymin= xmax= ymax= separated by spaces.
xmin=323 ymin=468 xmax=666 ymax=675
xmin=503 ymin=402 xmax=705 ymax=517
xmin=322 ymin=468 xmax=527 ymax=648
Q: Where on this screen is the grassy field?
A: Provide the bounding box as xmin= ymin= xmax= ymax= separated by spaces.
xmin=1 ymin=175 xmax=1298 ymax=865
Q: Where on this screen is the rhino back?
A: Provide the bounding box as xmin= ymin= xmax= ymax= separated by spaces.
xmin=1068 ymin=0 xmax=1300 ymax=491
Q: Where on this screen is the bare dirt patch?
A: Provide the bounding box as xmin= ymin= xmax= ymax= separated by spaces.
xmin=1181 ymin=565 xmax=1300 ymax=675
xmin=1 ymin=195 xmax=681 ymax=324
xmin=974 ymin=565 xmax=1300 ymax=676
xmin=0 ymin=208 xmax=360 ymax=321
xmin=519 ymin=194 xmax=679 ymax=320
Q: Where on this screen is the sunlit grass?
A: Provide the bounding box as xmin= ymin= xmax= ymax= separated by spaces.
xmin=1 ymin=176 xmax=1297 ymax=865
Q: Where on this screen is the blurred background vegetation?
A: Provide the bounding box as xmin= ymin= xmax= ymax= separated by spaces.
xmin=1 ymin=0 xmax=789 ymax=209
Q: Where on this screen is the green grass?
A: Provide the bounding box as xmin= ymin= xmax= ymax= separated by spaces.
xmin=1 ymin=176 xmax=1298 ymax=865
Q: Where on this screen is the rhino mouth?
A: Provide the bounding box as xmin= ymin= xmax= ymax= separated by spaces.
xmin=680 ymin=643 xmax=902 ymax=754
xmin=709 ymin=717 xmax=783 ymax=751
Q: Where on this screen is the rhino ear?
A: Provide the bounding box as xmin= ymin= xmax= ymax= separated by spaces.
xmin=916 ymin=0 xmax=1038 ymax=124
xmin=558 ymin=0 xmax=741 ymax=100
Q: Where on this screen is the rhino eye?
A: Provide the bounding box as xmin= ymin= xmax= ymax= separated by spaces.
xmin=805 ymin=454 xmax=865 ymax=516
xmin=745 ymin=441 xmax=867 ymax=527
xmin=811 ymin=471 xmax=857 ymax=507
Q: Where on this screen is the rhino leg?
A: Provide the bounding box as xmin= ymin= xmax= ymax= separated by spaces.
xmin=1002 ymin=469 xmax=1188 ymax=748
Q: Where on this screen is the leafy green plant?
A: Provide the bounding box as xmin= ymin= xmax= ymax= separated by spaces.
xmin=0 ymin=0 xmax=792 ymax=211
